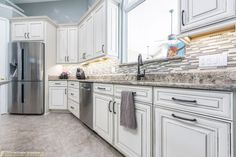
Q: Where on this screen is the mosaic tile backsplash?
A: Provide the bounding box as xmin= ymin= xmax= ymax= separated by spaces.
xmin=50 ymin=30 xmax=236 ymax=76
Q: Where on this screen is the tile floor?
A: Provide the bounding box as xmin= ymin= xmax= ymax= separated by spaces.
xmin=0 ymin=113 xmax=123 ymax=157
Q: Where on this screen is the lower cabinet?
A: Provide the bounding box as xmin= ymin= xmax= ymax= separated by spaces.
xmin=114 ymin=99 xmax=151 ymax=157
xmin=68 ymin=99 xmax=80 ymax=118
xmin=93 ymin=93 xmax=113 ymax=144
xmin=154 ymin=107 xmax=231 ymax=157
xmin=49 ymin=81 xmax=67 ymax=110
xmin=93 ymin=84 xmax=152 ymax=157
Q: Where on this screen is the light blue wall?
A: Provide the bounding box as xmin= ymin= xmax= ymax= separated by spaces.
xmin=88 ymin=0 xmax=96 ymax=7
xmin=17 ymin=0 xmax=88 ymax=24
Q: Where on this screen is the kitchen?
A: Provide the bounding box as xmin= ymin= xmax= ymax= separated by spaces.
xmin=0 ymin=0 xmax=236 ymax=157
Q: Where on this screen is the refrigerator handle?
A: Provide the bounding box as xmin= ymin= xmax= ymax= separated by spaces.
xmin=21 ymin=49 xmax=24 ymax=80
xmin=21 ymin=84 xmax=24 ymax=103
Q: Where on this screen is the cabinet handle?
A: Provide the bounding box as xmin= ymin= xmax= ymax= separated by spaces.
xmin=172 ymin=114 xmax=197 ymax=122
xmin=65 ymin=89 xmax=67 ymax=95
xmin=24 ymin=33 xmax=27 ymax=39
xmin=102 ymin=44 xmax=105 ymax=53
xmin=108 ymin=100 xmax=112 ymax=113
xmin=70 ymin=106 xmax=75 ymax=110
xmin=113 ymin=101 xmax=116 ymax=114
xmin=71 ymin=93 xmax=74 ymax=96
xmin=71 ymin=84 xmax=75 ymax=86
xmin=97 ymin=87 xmax=106 ymax=90
xmin=67 ymin=56 xmax=69 ymax=62
xmin=27 ymin=33 xmax=30 ymax=38
xmin=172 ymin=97 xmax=197 ymax=103
xmin=181 ymin=10 xmax=185 ymax=26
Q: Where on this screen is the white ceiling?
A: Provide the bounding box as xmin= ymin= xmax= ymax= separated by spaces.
xmin=10 ymin=0 xmax=63 ymax=4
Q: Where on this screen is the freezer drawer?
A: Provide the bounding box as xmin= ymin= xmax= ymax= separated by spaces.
xmin=8 ymin=81 xmax=44 ymax=114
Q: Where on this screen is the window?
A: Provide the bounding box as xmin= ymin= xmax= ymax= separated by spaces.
xmin=122 ymin=0 xmax=179 ymax=63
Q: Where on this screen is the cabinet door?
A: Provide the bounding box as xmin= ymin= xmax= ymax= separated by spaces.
xmin=154 ymin=108 xmax=231 ymax=157
xmin=49 ymin=87 xmax=67 ymax=110
xmin=93 ymin=94 xmax=113 ymax=144
xmin=181 ymin=0 xmax=235 ymax=32
xmin=57 ymin=28 xmax=68 ymax=63
xmin=93 ymin=3 xmax=106 ymax=57
xmin=28 ymin=21 xmax=44 ymax=40
xmin=86 ymin=15 xmax=94 ymax=60
xmin=114 ymin=99 xmax=151 ymax=157
xmin=11 ymin=22 xmax=28 ymax=41
xmin=78 ymin=22 xmax=87 ymax=62
xmin=67 ymin=27 xmax=78 ymax=63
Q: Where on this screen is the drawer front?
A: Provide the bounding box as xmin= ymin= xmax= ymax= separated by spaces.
xmin=68 ymin=99 xmax=79 ymax=118
xmin=49 ymin=81 xmax=67 ymax=87
xmin=68 ymin=88 xmax=79 ymax=103
xmin=68 ymin=81 xmax=79 ymax=89
xmin=154 ymin=88 xmax=232 ymax=120
xmin=94 ymin=83 xmax=113 ymax=95
xmin=114 ymin=85 xmax=152 ymax=103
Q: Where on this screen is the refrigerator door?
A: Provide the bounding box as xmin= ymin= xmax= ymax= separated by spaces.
xmin=8 ymin=81 xmax=44 ymax=114
xmin=10 ymin=42 xmax=44 ymax=81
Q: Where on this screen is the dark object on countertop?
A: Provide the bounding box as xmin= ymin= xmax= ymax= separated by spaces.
xmin=59 ymin=72 xmax=69 ymax=79
xmin=76 ymin=68 xmax=86 ymax=79
xmin=120 ymin=91 xmax=137 ymax=129
xmin=137 ymin=54 xmax=145 ymax=80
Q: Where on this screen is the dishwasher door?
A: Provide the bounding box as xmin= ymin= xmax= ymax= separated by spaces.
xmin=79 ymin=82 xmax=93 ymax=129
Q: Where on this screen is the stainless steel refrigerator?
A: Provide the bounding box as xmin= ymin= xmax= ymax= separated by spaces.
xmin=8 ymin=42 xmax=45 ymax=115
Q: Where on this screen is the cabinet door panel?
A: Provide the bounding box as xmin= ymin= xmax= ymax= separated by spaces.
xmin=181 ymin=0 xmax=235 ymax=31
xmin=68 ymin=27 xmax=78 ymax=63
xmin=79 ymin=22 xmax=87 ymax=61
xmin=93 ymin=94 xmax=113 ymax=144
xmin=12 ymin=22 xmax=28 ymax=41
xmin=57 ymin=28 xmax=68 ymax=63
xmin=93 ymin=3 xmax=106 ymax=57
xmin=154 ymin=108 xmax=231 ymax=157
xmin=86 ymin=15 xmax=94 ymax=60
xmin=114 ymin=99 xmax=151 ymax=157
xmin=49 ymin=87 xmax=67 ymax=110
xmin=28 ymin=21 xmax=44 ymax=40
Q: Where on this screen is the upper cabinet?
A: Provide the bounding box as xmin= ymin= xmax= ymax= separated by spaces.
xmin=180 ymin=0 xmax=236 ymax=34
xmin=12 ymin=21 xmax=44 ymax=41
xmin=78 ymin=0 xmax=119 ymax=63
xmin=57 ymin=26 xmax=78 ymax=64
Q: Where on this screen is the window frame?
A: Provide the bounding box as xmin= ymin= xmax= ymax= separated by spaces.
xmin=121 ymin=0 xmax=146 ymax=63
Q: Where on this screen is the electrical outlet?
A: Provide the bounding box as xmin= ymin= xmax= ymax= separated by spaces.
xmin=199 ymin=53 xmax=228 ymax=68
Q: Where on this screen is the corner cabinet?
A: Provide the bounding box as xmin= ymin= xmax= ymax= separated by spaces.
xmin=57 ymin=26 xmax=78 ymax=64
xmin=78 ymin=0 xmax=119 ymax=62
xmin=180 ymin=0 xmax=236 ymax=33
xmin=154 ymin=108 xmax=231 ymax=157
xmin=11 ymin=21 xmax=44 ymax=41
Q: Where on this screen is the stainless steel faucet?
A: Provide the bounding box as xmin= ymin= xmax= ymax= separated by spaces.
xmin=137 ymin=54 xmax=145 ymax=80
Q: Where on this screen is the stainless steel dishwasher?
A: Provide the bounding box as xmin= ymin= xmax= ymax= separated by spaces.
xmin=79 ymin=82 xmax=93 ymax=129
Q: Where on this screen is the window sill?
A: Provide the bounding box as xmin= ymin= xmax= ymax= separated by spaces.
xmin=119 ymin=56 xmax=185 ymax=67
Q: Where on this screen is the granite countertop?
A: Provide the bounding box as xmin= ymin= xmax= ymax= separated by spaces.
xmin=48 ymin=70 xmax=236 ymax=92
xmin=0 ymin=80 xmax=10 ymax=85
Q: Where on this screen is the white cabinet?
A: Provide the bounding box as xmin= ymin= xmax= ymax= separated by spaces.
xmin=93 ymin=3 xmax=106 ymax=57
xmin=11 ymin=21 xmax=44 ymax=41
xmin=68 ymin=81 xmax=80 ymax=118
xmin=49 ymin=81 xmax=67 ymax=110
xmin=154 ymin=108 xmax=231 ymax=157
xmin=78 ymin=22 xmax=87 ymax=61
xmin=114 ymin=99 xmax=151 ymax=157
xmin=57 ymin=26 xmax=78 ymax=63
xmin=78 ymin=0 xmax=119 ymax=62
xmin=180 ymin=0 xmax=236 ymax=32
xmin=93 ymin=93 xmax=113 ymax=144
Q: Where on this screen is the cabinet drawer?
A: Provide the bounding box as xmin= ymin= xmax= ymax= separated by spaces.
xmin=154 ymin=88 xmax=233 ymax=120
xmin=94 ymin=83 xmax=113 ymax=95
xmin=68 ymin=88 xmax=79 ymax=103
xmin=68 ymin=81 xmax=79 ymax=89
xmin=114 ymin=85 xmax=152 ymax=103
xmin=49 ymin=81 xmax=67 ymax=87
xmin=68 ymin=99 xmax=79 ymax=118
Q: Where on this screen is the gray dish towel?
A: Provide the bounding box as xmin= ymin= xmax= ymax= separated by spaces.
xmin=120 ymin=91 xmax=137 ymax=129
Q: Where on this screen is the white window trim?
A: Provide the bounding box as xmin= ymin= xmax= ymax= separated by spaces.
xmin=121 ymin=0 xmax=146 ymax=63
